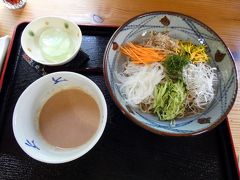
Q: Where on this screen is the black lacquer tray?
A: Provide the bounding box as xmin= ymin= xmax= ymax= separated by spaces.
xmin=0 ymin=22 xmax=239 ymax=180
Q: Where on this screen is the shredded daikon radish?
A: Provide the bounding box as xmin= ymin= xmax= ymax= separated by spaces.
xmin=116 ymin=61 xmax=165 ymax=107
xmin=182 ymin=63 xmax=217 ymax=111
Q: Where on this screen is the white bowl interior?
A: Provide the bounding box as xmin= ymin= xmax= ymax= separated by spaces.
xmin=13 ymin=72 xmax=107 ymax=163
xmin=21 ymin=17 xmax=82 ymax=66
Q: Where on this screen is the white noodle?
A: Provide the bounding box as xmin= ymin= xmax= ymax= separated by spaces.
xmin=116 ymin=61 xmax=165 ymax=107
xmin=182 ymin=63 xmax=217 ymax=111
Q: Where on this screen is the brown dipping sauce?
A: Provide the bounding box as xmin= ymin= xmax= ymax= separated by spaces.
xmin=39 ymin=88 xmax=100 ymax=148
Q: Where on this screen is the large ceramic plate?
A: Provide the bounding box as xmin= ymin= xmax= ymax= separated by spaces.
xmin=103 ymin=11 xmax=238 ymax=136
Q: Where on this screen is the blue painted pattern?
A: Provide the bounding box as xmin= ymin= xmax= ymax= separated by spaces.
xmin=125 ymin=15 xmax=158 ymax=41
xmin=183 ymin=18 xmax=211 ymax=52
xmin=52 ymin=77 xmax=68 ymax=84
xmin=123 ymin=25 xmax=219 ymax=42
xmin=25 ymin=140 xmax=40 ymax=150
xmin=145 ymin=122 xmax=194 ymax=133
xmin=135 ymin=110 xmax=195 ymax=133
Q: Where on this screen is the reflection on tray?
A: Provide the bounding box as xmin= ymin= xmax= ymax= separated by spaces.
xmin=22 ymin=48 xmax=90 ymax=75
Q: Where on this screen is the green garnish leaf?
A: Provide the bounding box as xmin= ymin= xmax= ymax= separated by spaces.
xmin=64 ymin=22 xmax=69 ymax=29
xmin=28 ymin=30 xmax=35 ymax=37
xmin=164 ymin=54 xmax=189 ymax=80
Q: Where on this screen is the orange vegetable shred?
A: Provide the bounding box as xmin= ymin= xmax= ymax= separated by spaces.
xmin=120 ymin=42 xmax=166 ymax=64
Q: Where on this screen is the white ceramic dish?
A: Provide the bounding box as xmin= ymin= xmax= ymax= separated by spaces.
xmin=12 ymin=71 xmax=107 ymax=163
xmin=21 ymin=16 xmax=82 ymax=66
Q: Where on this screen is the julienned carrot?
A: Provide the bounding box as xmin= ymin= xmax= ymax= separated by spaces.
xmin=120 ymin=42 xmax=166 ymax=64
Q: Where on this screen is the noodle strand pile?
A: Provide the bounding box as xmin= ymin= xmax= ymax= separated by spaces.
xmin=117 ymin=31 xmax=217 ymax=121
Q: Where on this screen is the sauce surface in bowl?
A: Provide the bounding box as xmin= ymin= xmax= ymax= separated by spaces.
xmin=39 ymin=88 xmax=100 ymax=148
xmin=39 ymin=27 xmax=74 ymax=62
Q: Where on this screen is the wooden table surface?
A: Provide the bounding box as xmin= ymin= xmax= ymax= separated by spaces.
xmin=0 ymin=0 xmax=239 ymax=164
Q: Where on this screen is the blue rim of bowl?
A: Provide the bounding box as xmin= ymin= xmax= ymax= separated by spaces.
xmin=103 ymin=11 xmax=238 ymax=136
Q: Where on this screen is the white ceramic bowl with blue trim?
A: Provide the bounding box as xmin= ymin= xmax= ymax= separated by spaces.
xmin=103 ymin=11 xmax=238 ymax=136
xmin=13 ymin=72 xmax=107 ymax=163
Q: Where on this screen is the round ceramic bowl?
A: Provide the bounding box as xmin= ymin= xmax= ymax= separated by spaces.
xmin=13 ymin=72 xmax=107 ymax=163
xmin=21 ymin=16 xmax=82 ymax=66
xmin=103 ymin=11 xmax=238 ymax=136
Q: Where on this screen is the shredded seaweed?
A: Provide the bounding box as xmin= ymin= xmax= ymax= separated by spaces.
xmin=153 ymin=80 xmax=187 ymax=120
